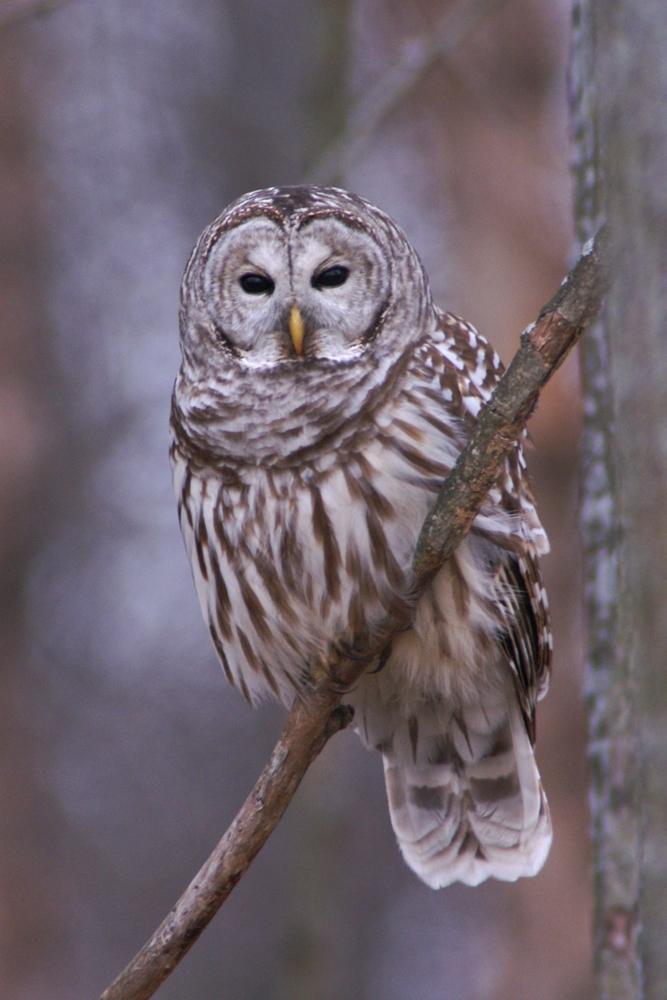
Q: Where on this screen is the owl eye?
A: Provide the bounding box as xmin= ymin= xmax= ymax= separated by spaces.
xmin=239 ymin=272 xmax=275 ymax=295
xmin=312 ymin=265 xmax=349 ymax=290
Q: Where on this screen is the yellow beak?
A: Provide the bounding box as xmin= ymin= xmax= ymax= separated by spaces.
xmin=288 ymin=304 xmax=305 ymax=356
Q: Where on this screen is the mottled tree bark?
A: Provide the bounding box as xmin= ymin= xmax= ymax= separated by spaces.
xmin=570 ymin=3 xmax=642 ymax=997
xmin=574 ymin=1 xmax=667 ymax=997
xmin=597 ymin=3 xmax=667 ymax=995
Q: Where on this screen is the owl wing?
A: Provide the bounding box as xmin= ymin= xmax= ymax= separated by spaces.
xmin=414 ymin=309 xmax=552 ymax=739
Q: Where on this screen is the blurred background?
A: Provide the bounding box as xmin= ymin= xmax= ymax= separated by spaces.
xmin=0 ymin=1 xmax=588 ymax=997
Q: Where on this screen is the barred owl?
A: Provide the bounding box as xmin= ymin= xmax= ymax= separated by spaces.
xmin=171 ymin=186 xmax=552 ymax=888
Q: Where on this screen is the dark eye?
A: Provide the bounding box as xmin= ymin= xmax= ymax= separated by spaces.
xmin=312 ymin=264 xmax=349 ymax=290
xmin=239 ymin=272 xmax=274 ymax=295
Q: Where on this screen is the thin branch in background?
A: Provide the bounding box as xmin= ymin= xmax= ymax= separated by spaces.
xmin=0 ymin=0 xmax=67 ymax=30
xmin=99 ymin=230 xmax=608 ymax=1000
xmin=310 ymin=0 xmax=510 ymax=183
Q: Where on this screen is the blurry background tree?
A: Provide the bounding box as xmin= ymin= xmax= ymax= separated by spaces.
xmin=0 ymin=1 xmax=603 ymax=998
xmin=574 ymin=2 xmax=667 ymax=999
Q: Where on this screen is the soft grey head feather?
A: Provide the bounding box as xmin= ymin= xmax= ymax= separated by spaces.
xmin=175 ymin=185 xmax=436 ymax=463
xmin=179 ymin=185 xmax=434 ymax=377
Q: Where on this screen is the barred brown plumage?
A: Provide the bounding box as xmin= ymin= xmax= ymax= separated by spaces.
xmin=171 ymin=185 xmax=553 ymax=888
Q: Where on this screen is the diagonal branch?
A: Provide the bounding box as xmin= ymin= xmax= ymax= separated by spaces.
xmin=99 ymin=230 xmax=608 ymax=1000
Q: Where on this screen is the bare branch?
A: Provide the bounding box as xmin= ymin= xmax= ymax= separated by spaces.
xmin=100 ymin=697 xmax=353 ymax=1000
xmin=413 ymin=231 xmax=607 ymax=581
xmin=311 ymin=0 xmax=510 ymax=183
xmin=99 ymin=231 xmax=608 ymax=1000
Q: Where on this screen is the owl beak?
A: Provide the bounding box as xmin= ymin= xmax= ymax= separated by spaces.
xmin=288 ymin=304 xmax=305 ymax=356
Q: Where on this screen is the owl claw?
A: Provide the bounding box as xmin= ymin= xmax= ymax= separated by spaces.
xmin=324 ymin=704 xmax=355 ymax=739
xmin=328 ymin=674 xmax=357 ymax=696
xmin=333 ymin=636 xmax=371 ymax=664
xmin=369 ymin=643 xmax=392 ymax=674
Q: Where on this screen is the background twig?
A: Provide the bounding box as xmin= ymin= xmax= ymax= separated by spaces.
xmin=311 ymin=0 xmax=509 ymax=183
xmin=0 ymin=0 xmax=67 ymax=30
xmin=99 ymin=230 xmax=608 ymax=1000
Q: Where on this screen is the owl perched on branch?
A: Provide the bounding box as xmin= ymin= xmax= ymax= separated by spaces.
xmin=171 ymin=186 xmax=552 ymax=888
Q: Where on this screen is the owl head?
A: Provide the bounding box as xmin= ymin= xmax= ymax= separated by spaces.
xmin=179 ymin=186 xmax=434 ymax=377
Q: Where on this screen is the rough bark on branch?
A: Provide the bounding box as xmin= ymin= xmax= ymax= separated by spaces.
xmin=99 ymin=232 xmax=607 ymax=1000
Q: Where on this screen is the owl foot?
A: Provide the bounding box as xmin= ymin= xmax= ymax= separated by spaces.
xmin=324 ymin=704 xmax=355 ymax=739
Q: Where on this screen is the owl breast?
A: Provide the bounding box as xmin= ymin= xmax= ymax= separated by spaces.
xmin=171 ymin=336 xmax=521 ymax=709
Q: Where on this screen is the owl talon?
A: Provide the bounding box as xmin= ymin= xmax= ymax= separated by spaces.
xmin=333 ymin=636 xmax=371 ymax=664
xmin=327 ymin=673 xmax=357 ymax=696
xmin=324 ymin=704 xmax=355 ymax=738
xmin=369 ymin=643 xmax=392 ymax=674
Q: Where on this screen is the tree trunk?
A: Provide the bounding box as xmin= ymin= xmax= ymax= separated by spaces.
xmin=575 ymin=1 xmax=667 ymax=996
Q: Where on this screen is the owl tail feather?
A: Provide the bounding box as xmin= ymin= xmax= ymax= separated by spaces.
xmin=372 ymin=691 xmax=551 ymax=888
